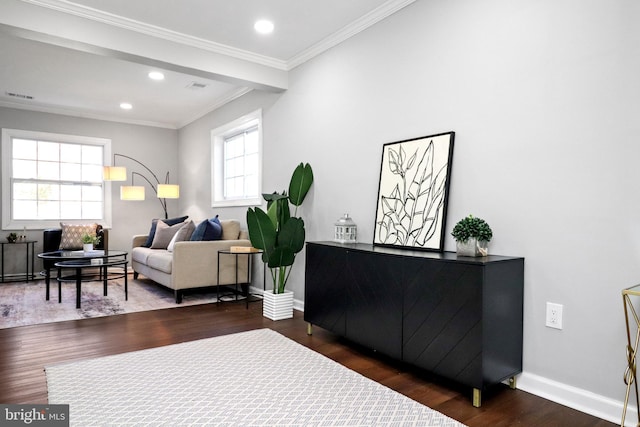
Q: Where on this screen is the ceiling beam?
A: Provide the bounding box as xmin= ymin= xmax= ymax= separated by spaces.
xmin=0 ymin=0 xmax=288 ymax=93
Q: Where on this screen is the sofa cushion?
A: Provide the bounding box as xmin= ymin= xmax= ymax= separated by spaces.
xmin=143 ymin=215 xmax=189 ymax=247
xmin=131 ymin=246 xmax=153 ymax=264
xmin=190 ymin=216 xmax=222 ymax=241
xmin=220 ymin=219 xmax=241 ymax=240
xmin=59 ymin=222 xmax=97 ymax=250
xmin=167 ymin=220 xmax=196 ymax=252
xmin=150 ymin=221 xmax=185 ymax=249
xmin=146 ymin=250 xmax=173 ymax=274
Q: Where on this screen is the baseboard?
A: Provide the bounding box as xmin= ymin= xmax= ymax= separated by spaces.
xmin=517 ymin=372 xmax=634 ymax=425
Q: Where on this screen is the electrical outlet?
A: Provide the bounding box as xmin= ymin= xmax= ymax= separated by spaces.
xmin=546 ymin=302 xmax=563 ymax=330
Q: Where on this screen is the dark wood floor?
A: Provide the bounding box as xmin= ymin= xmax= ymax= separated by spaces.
xmin=0 ymin=298 xmax=615 ymax=426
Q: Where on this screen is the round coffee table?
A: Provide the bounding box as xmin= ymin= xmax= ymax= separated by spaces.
xmin=38 ymin=250 xmax=127 ymax=303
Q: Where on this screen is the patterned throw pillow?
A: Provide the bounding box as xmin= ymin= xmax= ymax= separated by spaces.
xmin=59 ymin=223 xmax=98 ymax=250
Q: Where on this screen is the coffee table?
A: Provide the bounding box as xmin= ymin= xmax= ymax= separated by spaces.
xmin=38 ymin=250 xmax=128 ymax=302
xmin=55 ymin=257 xmax=128 ymax=309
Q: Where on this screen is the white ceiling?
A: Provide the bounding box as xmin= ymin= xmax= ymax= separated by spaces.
xmin=0 ymin=0 xmax=415 ymax=129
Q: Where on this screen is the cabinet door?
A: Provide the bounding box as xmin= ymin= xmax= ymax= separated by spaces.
xmin=403 ymin=258 xmax=483 ymax=388
xmin=346 ymin=251 xmax=403 ymax=359
xmin=304 ymin=244 xmax=347 ymax=335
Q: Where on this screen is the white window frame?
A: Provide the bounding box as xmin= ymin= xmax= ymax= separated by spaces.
xmin=211 ymin=109 xmax=263 ymax=208
xmin=1 ymin=128 xmax=112 ymax=230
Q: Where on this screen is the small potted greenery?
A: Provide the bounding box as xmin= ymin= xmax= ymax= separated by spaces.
xmin=6 ymin=232 xmax=17 ymax=243
xmin=451 ymin=214 xmax=492 ymax=257
xmin=81 ymin=233 xmax=100 ymax=252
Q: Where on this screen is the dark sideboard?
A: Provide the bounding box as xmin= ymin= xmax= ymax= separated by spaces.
xmin=304 ymin=241 xmax=524 ymax=407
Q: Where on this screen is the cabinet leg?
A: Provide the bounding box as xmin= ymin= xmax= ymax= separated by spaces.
xmin=509 ymin=376 xmax=517 ymax=389
xmin=307 ymin=323 xmax=313 ymax=335
xmin=472 ymin=388 xmax=482 ymax=407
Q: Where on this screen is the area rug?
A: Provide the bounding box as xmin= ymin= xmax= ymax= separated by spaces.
xmin=0 ymin=277 xmax=225 ymax=329
xmin=45 ymin=328 xmax=465 ymax=427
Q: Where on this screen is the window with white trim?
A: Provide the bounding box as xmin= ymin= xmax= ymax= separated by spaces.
xmin=1 ymin=129 xmax=111 ymax=229
xmin=211 ymin=110 xmax=262 ymax=207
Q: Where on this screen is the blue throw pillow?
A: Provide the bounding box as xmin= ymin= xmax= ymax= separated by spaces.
xmin=143 ymin=215 xmax=189 ymax=247
xmin=190 ymin=215 xmax=222 ymax=241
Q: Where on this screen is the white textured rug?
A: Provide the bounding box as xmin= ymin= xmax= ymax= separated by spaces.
xmin=46 ymin=329 xmax=466 ymax=427
xmin=0 ymin=277 xmax=221 ymax=329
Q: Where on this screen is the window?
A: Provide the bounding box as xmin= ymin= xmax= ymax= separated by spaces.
xmin=1 ymin=129 xmax=112 ymax=229
xmin=211 ymin=110 xmax=262 ymax=207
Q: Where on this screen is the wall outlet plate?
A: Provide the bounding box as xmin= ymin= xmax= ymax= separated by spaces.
xmin=546 ymin=302 xmax=563 ymax=330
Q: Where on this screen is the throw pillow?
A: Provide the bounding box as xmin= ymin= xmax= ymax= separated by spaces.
xmin=142 ymin=215 xmax=188 ymax=247
xmin=60 ymin=223 xmax=98 ymax=250
xmin=220 ymin=219 xmax=241 ymax=240
xmin=150 ymin=221 xmax=186 ymax=249
xmin=190 ymin=216 xmax=222 ymax=241
xmin=167 ymin=220 xmax=196 ymax=252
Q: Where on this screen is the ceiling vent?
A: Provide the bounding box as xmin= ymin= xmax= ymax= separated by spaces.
xmin=5 ymin=91 xmax=34 ymax=100
xmin=186 ymin=82 xmax=208 ymax=90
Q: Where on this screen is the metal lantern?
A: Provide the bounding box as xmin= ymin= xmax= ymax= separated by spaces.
xmin=334 ymin=213 xmax=357 ymax=243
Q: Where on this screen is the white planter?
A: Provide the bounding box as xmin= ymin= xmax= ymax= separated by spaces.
xmin=263 ymin=290 xmax=294 ymax=320
xmin=83 ymin=243 xmax=94 ymax=252
xmin=456 ymin=238 xmax=489 ymax=257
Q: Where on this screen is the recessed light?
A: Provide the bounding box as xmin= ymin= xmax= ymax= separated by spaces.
xmin=120 ymin=102 xmax=133 ymax=110
xmin=254 ymin=20 xmax=274 ymax=34
xmin=148 ymin=71 xmax=165 ymax=81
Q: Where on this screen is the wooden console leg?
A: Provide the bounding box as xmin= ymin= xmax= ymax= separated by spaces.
xmin=307 ymin=323 xmax=313 ymax=335
xmin=509 ymin=376 xmax=517 ymax=389
xmin=473 ymin=388 xmax=482 ymax=407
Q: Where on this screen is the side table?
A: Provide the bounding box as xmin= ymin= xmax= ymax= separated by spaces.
xmin=622 ymin=284 xmax=640 ymax=426
xmin=217 ymin=248 xmax=265 ymax=309
xmin=1 ymin=240 xmax=36 ymax=283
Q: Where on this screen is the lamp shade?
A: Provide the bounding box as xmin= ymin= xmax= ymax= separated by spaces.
xmin=103 ymin=166 xmax=127 ymax=181
xmin=157 ymin=184 xmax=180 ymax=199
xmin=120 ymin=186 xmax=145 ymax=200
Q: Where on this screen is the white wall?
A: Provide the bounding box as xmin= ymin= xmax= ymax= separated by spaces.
xmin=178 ymin=0 xmax=640 ymax=422
xmin=0 ymin=107 xmax=179 ymax=266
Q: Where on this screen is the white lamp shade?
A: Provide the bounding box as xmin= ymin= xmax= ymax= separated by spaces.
xmin=120 ymin=186 xmax=145 ymax=200
xmin=103 ymin=166 xmax=127 ymax=181
xmin=157 ymin=184 xmax=180 ymax=199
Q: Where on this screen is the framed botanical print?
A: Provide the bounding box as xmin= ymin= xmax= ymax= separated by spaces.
xmin=373 ymin=131 xmax=455 ymax=251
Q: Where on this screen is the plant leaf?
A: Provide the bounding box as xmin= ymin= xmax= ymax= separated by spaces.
xmin=289 ymin=163 xmax=314 ymax=206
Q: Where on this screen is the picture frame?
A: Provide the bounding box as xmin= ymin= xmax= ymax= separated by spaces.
xmin=373 ymin=131 xmax=455 ymax=252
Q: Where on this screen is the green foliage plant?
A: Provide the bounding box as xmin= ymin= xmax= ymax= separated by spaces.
xmin=451 ymin=214 xmax=493 ymax=243
xmin=81 ymin=233 xmax=101 ymax=245
xmin=246 ymin=163 xmax=314 ymax=294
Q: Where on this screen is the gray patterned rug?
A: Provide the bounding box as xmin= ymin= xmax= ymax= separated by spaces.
xmin=0 ymin=276 xmax=221 ymax=329
xmin=46 ymin=329 xmax=466 ymax=426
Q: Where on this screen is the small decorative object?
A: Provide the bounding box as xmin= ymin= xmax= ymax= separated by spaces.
xmin=451 ymin=215 xmax=493 ymax=257
xmin=374 ymin=132 xmax=455 ymax=251
xmin=334 ymin=213 xmax=357 ymax=243
xmin=6 ymin=233 xmax=17 ymax=243
xmin=81 ymin=233 xmax=101 ymax=252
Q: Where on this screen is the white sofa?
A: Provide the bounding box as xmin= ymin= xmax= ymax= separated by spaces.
xmin=131 ymin=219 xmax=252 ymax=303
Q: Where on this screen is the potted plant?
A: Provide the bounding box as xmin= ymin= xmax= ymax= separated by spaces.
xmin=246 ymin=163 xmax=314 ymax=320
xmin=6 ymin=232 xmax=17 ymax=243
xmin=451 ymin=214 xmax=492 ymax=257
xmin=81 ymin=233 xmax=101 ymax=252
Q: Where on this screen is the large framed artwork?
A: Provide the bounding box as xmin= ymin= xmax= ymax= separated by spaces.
xmin=373 ymin=131 xmax=455 ymax=251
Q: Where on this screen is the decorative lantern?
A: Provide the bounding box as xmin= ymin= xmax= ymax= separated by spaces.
xmin=334 ymin=213 xmax=357 ymax=243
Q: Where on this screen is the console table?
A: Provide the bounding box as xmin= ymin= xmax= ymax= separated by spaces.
xmin=1 ymin=240 xmax=36 ymax=283
xmin=304 ymin=241 xmax=525 ymax=407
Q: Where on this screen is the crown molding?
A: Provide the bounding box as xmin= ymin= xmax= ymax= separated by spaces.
xmin=286 ymin=0 xmax=416 ymax=70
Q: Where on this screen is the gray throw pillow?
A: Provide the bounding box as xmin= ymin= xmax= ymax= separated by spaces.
xmin=167 ymin=220 xmax=196 ymax=252
xmin=150 ymin=221 xmax=185 ymax=249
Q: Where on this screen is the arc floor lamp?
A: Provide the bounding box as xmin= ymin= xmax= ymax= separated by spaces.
xmin=103 ymin=154 xmax=179 ymax=219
